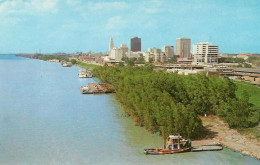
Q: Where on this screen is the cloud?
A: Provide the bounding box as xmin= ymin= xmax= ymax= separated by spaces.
xmin=106 ymin=16 xmax=126 ymax=31
xmin=89 ymin=1 xmax=128 ymax=12
xmin=0 ymin=0 xmax=60 ymax=26
xmin=0 ymin=0 xmax=60 ymax=16
xmin=66 ymin=0 xmax=81 ymax=6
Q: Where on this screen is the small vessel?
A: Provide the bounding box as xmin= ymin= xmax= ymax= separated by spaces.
xmin=61 ymin=62 xmax=72 ymax=67
xmin=78 ymin=69 xmax=93 ymax=78
xmin=144 ymin=135 xmax=191 ymax=155
xmin=80 ymin=86 xmax=92 ymax=94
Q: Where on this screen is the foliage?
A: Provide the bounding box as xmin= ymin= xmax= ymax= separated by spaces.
xmin=40 ymin=55 xmax=62 ymax=61
xmin=243 ymin=63 xmax=252 ymax=68
xmin=247 ymin=56 xmax=260 ymax=67
xmin=136 ymin=57 xmax=145 ymax=64
xmin=93 ymin=66 xmax=258 ymax=139
xmin=169 ymin=56 xmax=178 ymax=63
xmin=218 ymin=57 xmax=245 ymax=63
xmin=122 ymin=56 xmax=143 ymax=65
xmin=70 ymin=59 xmax=77 ymax=64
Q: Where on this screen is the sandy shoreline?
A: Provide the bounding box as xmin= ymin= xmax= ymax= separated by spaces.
xmin=192 ymin=116 xmax=260 ymax=159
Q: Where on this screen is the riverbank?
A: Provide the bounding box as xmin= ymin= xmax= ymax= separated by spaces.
xmin=193 ymin=116 xmax=260 ymax=159
xmin=65 ymin=61 xmax=260 ymax=159
xmin=76 ymin=61 xmax=101 ymax=70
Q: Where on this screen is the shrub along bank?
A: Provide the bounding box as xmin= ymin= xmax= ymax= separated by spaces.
xmin=93 ymin=65 xmax=259 ymax=139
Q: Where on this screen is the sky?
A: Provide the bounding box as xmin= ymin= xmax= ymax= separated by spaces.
xmin=0 ymin=0 xmax=259 ymax=54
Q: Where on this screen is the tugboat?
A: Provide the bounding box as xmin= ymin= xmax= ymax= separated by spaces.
xmin=144 ymin=135 xmax=191 ymax=155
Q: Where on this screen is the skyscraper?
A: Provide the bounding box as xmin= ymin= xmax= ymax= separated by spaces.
xmin=176 ymin=38 xmax=191 ymax=58
xmin=131 ymin=37 xmax=141 ymax=52
xmin=109 ymin=37 xmax=114 ymax=51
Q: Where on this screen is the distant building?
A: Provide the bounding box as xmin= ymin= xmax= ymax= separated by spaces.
xmin=176 ymin=38 xmax=191 ymax=59
xmin=143 ymin=52 xmax=151 ymax=62
xmin=193 ymin=42 xmax=219 ymax=64
xmin=127 ymin=51 xmax=142 ymax=59
xmin=163 ymin=46 xmax=174 ymax=59
xmin=110 ymin=48 xmax=123 ymax=61
xmin=131 ymin=37 xmax=141 ymax=52
xmin=148 ymin=48 xmax=166 ymax=62
xmin=119 ymin=44 xmax=129 ymax=57
xmin=109 ymin=37 xmax=114 ymax=51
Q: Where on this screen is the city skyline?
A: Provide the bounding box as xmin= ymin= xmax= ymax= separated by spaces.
xmin=0 ymin=0 xmax=259 ymax=54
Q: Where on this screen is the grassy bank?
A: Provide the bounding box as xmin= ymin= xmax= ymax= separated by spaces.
xmin=76 ymin=61 xmax=101 ymax=70
xmin=234 ymin=81 xmax=260 ymax=108
xmin=234 ymin=81 xmax=260 ymax=139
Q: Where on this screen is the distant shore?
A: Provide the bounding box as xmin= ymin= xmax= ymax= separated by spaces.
xmin=193 ymin=116 xmax=260 ymax=160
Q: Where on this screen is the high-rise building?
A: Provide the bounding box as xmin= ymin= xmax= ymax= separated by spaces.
xmin=163 ymin=46 xmax=174 ymax=59
xmin=131 ymin=37 xmax=141 ymax=52
xmin=176 ymin=38 xmax=191 ymax=58
xmin=109 ymin=37 xmax=114 ymax=51
xmin=193 ymin=42 xmax=219 ymax=64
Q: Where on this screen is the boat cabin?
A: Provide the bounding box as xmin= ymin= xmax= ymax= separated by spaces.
xmin=165 ymin=135 xmax=191 ymax=150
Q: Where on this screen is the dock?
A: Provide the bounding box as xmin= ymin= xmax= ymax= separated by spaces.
xmin=80 ymin=83 xmax=115 ymax=94
xmin=191 ymin=144 xmax=223 ymax=152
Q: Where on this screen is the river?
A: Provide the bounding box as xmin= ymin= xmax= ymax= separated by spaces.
xmin=0 ymin=55 xmax=259 ymax=165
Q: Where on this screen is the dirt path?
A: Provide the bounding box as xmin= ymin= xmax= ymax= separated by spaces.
xmin=192 ymin=116 xmax=260 ymax=159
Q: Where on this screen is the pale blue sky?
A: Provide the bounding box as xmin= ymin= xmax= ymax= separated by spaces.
xmin=0 ymin=0 xmax=259 ymax=54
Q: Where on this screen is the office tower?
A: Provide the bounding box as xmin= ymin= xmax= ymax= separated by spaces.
xmin=131 ymin=37 xmax=141 ymax=52
xmin=176 ymin=38 xmax=191 ymax=58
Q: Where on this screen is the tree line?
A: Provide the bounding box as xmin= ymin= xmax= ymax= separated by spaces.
xmin=93 ymin=65 xmax=259 ymax=139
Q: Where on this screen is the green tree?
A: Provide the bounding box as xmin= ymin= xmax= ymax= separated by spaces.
xmin=70 ymin=59 xmax=77 ymax=64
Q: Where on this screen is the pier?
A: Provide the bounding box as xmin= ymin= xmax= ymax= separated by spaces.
xmin=191 ymin=144 xmax=223 ymax=152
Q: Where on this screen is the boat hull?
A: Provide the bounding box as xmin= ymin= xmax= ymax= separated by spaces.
xmin=144 ymin=147 xmax=191 ymax=155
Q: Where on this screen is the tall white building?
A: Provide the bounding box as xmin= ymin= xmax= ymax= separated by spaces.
xmin=109 ymin=37 xmax=114 ymax=51
xmin=176 ymin=38 xmax=191 ymax=58
xmin=110 ymin=48 xmax=123 ymax=61
xmin=193 ymin=42 xmax=219 ymax=64
xmin=143 ymin=52 xmax=151 ymax=62
xmin=109 ymin=44 xmax=129 ymax=61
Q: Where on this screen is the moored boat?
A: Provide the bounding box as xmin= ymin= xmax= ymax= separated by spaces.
xmin=80 ymin=86 xmax=92 ymax=94
xmin=78 ymin=69 xmax=93 ymax=78
xmin=144 ymin=135 xmax=191 ymax=155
